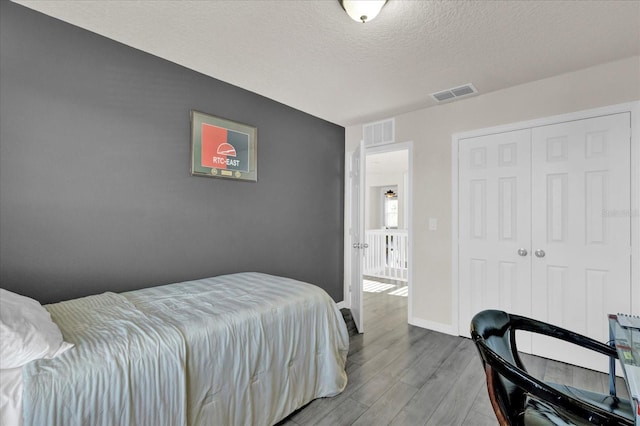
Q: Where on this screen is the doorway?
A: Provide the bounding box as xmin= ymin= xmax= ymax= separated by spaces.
xmin=348 ymin=142 xmax=413 ymax=333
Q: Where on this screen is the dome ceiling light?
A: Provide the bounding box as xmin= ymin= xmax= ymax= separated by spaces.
xmin=340 ymin=0 xmax=388 ymax=23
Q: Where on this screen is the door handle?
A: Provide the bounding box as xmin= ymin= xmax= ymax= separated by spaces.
xmin=517 ymin=248 xmax=528 ymax=257
xmin=535 ymin=249 xmax=546 ymax=258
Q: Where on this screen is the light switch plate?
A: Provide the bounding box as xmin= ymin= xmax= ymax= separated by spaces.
xmin=429 ymin=218 xmax=437 ymax=231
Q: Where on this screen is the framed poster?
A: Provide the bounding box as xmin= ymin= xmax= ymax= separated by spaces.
xmin=190 ymin=110 xmax=257 ymax=182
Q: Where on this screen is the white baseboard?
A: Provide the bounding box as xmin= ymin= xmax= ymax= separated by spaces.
xmin=409 ymin=316 xmax=458 ymax=336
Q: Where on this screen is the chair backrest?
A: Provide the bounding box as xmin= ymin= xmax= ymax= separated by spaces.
xmin=470 ymin=309 xmax=527 ymax=424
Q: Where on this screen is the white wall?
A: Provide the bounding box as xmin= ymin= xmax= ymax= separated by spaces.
xmin=345 ymin=56 xmax=640 ymax=331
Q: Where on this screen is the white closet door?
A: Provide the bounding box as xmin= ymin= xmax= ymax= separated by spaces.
xmin=530 ymin=113 xmax=631 ymax=372
xmin=458 ymin=129 xmax=532 ymax=348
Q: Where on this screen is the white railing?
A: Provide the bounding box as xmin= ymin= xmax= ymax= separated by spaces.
xmin=363 ymin=229 xmax=408 ymax=282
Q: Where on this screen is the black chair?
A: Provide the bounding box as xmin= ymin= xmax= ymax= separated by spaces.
xmin=470 ymin=309 xmax=634 ymax=426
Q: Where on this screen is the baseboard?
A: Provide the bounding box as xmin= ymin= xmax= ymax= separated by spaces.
xmin=409 ymin=316 xmax=458 ymax=336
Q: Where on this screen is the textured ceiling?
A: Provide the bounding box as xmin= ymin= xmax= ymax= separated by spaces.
xmin=13 ymin=0 xmax=640 ymax=126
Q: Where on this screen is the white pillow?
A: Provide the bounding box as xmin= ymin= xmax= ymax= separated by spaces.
xmin=0 ymin=289 xmax=72 ymax=369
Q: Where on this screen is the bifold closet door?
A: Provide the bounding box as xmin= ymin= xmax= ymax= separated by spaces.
xmin=530 ymin=113 xmax=632 ymax=373
xmin=458 ymin=129 xmax=532 ymax=351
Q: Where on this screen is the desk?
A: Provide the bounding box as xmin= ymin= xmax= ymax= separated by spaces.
xmin=609 ymin=314 xmax=640 ymax=425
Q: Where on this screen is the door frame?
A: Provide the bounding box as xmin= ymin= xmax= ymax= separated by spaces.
xmin=451 ymin=101 xmax=640 ymax=336
xmin=344 ymin=140 xmax=414 ymax=324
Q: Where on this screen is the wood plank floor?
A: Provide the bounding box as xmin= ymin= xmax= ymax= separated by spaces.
xmin=277 ymin=280 xmax=629 ymax=426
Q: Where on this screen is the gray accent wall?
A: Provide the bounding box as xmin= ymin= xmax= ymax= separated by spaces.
xmin=0 ymin=2 xmax=345 ymax=304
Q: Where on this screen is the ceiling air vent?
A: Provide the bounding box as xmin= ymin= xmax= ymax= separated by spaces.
xmin=363 ymin=117 xmax=395 ymax=147
xmin=431 ymin=83 xmax=478 ymax=103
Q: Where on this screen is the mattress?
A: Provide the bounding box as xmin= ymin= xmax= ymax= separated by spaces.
xmin=18 ymin=272 xmax=349 ymax=426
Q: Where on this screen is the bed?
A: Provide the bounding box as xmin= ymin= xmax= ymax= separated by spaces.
xmin=0 ymin=272 xmax=349 ymax=426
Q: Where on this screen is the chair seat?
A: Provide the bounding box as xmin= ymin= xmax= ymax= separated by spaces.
xmin=547 ymin=382 xmax=634 ymax=422
xmin=524 ymin=396 xmax=592 ymax=425
xmin=522 ymin=384 xmax=634 ymax=425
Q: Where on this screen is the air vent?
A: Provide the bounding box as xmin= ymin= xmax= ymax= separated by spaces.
xmin=431 ymin=83 xmax=478 ymax=103
xmin=433 ymin=91 xmax=455 ymax=102
xmin=363 ymin=117 xmax=395 ymax=147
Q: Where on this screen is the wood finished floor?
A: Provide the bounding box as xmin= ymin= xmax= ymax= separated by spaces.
xmin=278 ymin=280 xmax=629 ymax=426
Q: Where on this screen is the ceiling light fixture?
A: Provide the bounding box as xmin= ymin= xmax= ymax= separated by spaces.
xmin=340 ymin=0 xmax=388 ymax=23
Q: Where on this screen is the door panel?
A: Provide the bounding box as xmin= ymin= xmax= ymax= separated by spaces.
xmin=530 ymin=113 xmax=631 ymax=372
xmin=458 ymin=129 xmax=532 ymax=349
xmin=349 ymin=142 xmax=365 ymax=333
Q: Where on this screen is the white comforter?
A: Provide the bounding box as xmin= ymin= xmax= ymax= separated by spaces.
xmin=21 ymin=273 xmax=349 ymax=426
xmin=0 ymin=367 xmax=23 ymax=426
